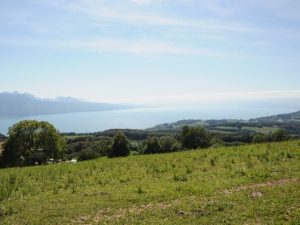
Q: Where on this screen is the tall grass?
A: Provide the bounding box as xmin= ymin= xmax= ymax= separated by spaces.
xmin=1 ymin=141 xmax=300 ymax=224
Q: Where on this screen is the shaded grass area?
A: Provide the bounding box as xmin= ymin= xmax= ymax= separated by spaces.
xmin=1 ymin=141 xmax=300 ymax=224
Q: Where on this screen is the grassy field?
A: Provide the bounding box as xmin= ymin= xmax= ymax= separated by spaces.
xmin=171 ymin=121 xmax=208 ymax=129
xmin=1 ymin=141 xmax=300 ymax=224
xmin=63 ymin=135 xmax=93 ymax=139
xmin=215 ymin=126 xmax=237 ymax=131
xmin=242 ymin=126 xmax=279 ymax=134
xmin=206 ymin=129 xmax=234 ymax=134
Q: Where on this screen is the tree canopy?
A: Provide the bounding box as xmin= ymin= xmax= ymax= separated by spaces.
xmin=272 ymin=129 xmax=290 ymax=142
xmin=142 ymin=136 xmax=180 ymax=154
xmin=143 ymin=136 xmax=161 ymax=154
xmin=0 ymin=120 xmax=67 ymax=168
xmin=252 ymin=134 xmax=269 ymax=144
xmin=180 ymin=125 xmax=211 ymax=150
xmin=107 ymin=131 xmax=130 ymax=158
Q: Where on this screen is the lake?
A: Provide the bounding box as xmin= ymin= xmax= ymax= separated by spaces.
xmin=0 ymin=105 xmax=298 ymax=135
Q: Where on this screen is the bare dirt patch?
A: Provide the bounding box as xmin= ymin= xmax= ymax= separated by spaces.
xmin=69 ymin=200 xmax=182 ymax=224
xmin=223 ymin=178 xmax=298 ymax=195
xmin=70 ymin=216 xmax=91 ymax=224
xmin=250 ymin=192 xmax=264 ymax=198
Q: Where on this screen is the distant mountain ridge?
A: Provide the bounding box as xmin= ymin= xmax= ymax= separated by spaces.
xmin=0 ymin=92 xmax=134 ymax=117
xmin=1 ymin=91 xmax=87 ymax=103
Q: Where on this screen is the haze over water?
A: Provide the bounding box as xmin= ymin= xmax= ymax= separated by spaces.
xmin=0 ymin=106 xmax=298 ymax=135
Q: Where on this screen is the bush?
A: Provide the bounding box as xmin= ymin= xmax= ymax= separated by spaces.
xmin=108 ymin=132 xmax=130 ymax=158
xmin=77 ymin=149 xmax=100 ymax=161
xmin=180 ymin=125 xmax=211 ymax=149
xmin=272 ymin=129 xmax=290 ymax=142
xmin=252 ymin=134 xmax=269 ymax=144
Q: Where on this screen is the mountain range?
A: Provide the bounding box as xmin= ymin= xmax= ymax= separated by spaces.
xmin=0 ymin=92 xmax=134 ymax=117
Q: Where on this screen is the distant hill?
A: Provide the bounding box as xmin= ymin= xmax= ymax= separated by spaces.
xmin=145 ymin=110 xmax=300 ymax=136
xmin=0 ymin=92 xmax=135 ymax=117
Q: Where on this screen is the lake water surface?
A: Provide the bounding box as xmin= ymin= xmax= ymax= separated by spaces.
xmin=0 ymin=105 xmax=298 ymax=135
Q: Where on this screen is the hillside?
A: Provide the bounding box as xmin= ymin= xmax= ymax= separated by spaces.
xmin=146 ymin=111 xmax=300 ymax=136
xmin=0 ymin=141 xmax=299 ymax=224
xmin=0 ymin=92 xmax=134 ymax=117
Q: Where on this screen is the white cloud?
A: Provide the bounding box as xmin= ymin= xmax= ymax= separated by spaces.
xmin=0 ymin=36 xmax=221 ymax=56
xmin=47 ymin=0 xmax=261 ymax=33
xmin=69 ymin=38 xmax=219 ymax=56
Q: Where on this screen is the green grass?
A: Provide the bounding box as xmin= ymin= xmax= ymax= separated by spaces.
xmin=1 ymin=141 xmax=300 ymax=224
xmin=227 ymin=120 xmax=247 ymax=123
xmin=216 ymin=126 xmax=237 ymax=130
xmin=63 ymin=134 xmax=93 ymax=139
xmin=130 ymin=150 xmax=139 ymax=155
xmin=195 ymin=121 xmax=209 ymax=126
xmin=242 ymin=126 xmax=279 ymax=134
xmin=171 ymin=121 xmax=208 ymax=129
xmin=206 ymin=129 xmax=235 ymax=134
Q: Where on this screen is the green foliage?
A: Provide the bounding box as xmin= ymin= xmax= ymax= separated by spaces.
xmin=1 ymin=141 xmax=300 ymax=224
xmin=66 ymin=136 xmax=112 ymax=158
xmin=210 ymin=137 xmax=225 ymax=148
xmin=77 ymin=148 xmax=100 ymax=161
xmin=143 ymin=136 xmax=161 ymax=154
xmin=142 ymin=136 xmax=181 ymax=154
xmin=107 ymin=131 xmax=130 ymax=158
xmin=0 ymin=120 xmax=67 ymax=167
xmin=180 ymin=125 xmax=211 ymax=149
xmin=160 ymin=136 xmax=180 ymax=153
xmin=272 ymin=128 xmax=290 ymax=142
xmin=252 ymin=134 xmax=269 ymax=144
xmin=236 ymin=122 xmax=242 ymax=130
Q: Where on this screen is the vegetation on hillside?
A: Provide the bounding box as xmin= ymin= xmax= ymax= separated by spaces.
xmin=2 ymin=110 xmax=299 ymax=165
xmin=146 ymin=111 xmax=300 ymax=137
xmin=0 ymin=140 xmax=300 ymax=224
xmin=1 ymin=112 xmax=300 ymax=223
xmin=107 ymin=131 xmax=130 ymax=158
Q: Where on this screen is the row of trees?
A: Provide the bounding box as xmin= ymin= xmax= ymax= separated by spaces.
xmin=64 ymin=126 xmax=211 ymax=159
xmin=110 ymin=126 xmax=291 ymax=157
xmin=0 ymin=120 xmax=294 ymax=168
xmin=139 ymin=136 xmax=181 ymax=154
xmin=252 ymin=129 xmax=290 ymax=143
xmin=111 ymin=126 xmax=212 ymax=155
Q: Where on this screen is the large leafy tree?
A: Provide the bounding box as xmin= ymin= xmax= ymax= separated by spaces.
xmin=0 ymin=120 xmax=67 ymax=168
xmin=143 ymin=136 xmax=161 ymax=154
xmin=272 ymin=129 xmax=290 ymax=142
xmin=180 ymin=125 xmax=211 ymax=150
xmin=252 ymin=134 xmax=269 ymax=144
xmin=107 ymin=131 xmax=130 ymax=158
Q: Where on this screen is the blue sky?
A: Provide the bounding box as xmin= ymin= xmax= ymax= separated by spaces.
xmin=1 ymin=0 xmax=300 ymax=104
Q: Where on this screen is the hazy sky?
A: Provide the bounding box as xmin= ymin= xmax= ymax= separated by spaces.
xmin=1 ymin=0 xmax=300 ymax=104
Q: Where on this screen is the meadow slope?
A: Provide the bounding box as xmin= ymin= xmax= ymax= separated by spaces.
xmin=1 ymin=141 xmax=300 ymax=224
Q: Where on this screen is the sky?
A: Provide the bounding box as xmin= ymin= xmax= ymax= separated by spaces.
xmin=1 ymin=0 xmax=300 ymax=105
